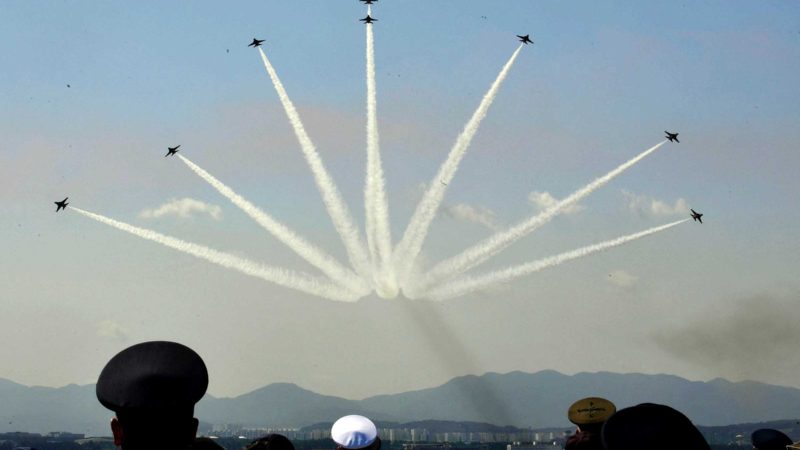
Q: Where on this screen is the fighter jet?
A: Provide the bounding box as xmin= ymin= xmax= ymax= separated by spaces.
xmin=360 ymin=0 xmax=377 ymax=4
xmin=248 ymin=38 xmax=265 ymax=48
xmin=665 ymin=131 xmax=680 ymax=143
xmin=55 ymin=197 xmax=69 ymax=212
xmin=517 ymin=34 xmax=533 ymax=44
xmin=165 ymin=145 xmax=180 ymax=157
xmin=690 ymin=209 xmax=703 ymax=224
xmin=360 ymin=15 xmax=377 ymax=24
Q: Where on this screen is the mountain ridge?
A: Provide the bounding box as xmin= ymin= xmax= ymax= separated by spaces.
xmin=1 ymin=370 xmax=798 ymax=437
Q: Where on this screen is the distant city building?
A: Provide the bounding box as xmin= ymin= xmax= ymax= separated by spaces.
xmin=46 ymin=431 xmax=85 ymax=441
xmin=210 ymin=424 xmax=303 ymax=440
xmin=206 ymin=422 xmax=574 ymax=445
xmin=507 ymin=444 xmax=560 ymax=450
xmin=403 ymin=444 xmax=450 ymax=450
xmin=0 ymin=433 xmax=40 ymax=439
xmin=209 ymin=423 xmax=553 ymax=444
xmin=76 ymin=437 xmax=115 ymax=445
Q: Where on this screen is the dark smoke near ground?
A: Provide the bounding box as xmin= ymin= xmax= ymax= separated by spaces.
xmin=652 ymin=293 xmax=800 ymax=384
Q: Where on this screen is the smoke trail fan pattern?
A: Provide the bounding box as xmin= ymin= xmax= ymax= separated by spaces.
xmin=69 ymin=8 xmax=690 ymax=302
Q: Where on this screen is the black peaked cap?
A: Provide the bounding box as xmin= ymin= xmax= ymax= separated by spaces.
xmin=601 ymin=403 xmax=709 ymax=450
xmin=751 ymin=428 xmax=793 ymax=450
xmin=97 ymin=341 xmax=208 ymax=413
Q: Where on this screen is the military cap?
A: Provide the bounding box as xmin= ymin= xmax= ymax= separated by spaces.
xmin=751 ymin=428 xmax=792 ymax=450
xmin=568 ymin=397 xmax=616 ymax=426
xmin=96 ymin=341 xmax=208 ymax=414
xmin=331 ymin=415 xmax=378 ymax=449
xmin=601 ymin=403 xmax=709 ymax=450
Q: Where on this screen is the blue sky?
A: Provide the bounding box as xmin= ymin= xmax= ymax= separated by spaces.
xmin=1 ymin=0 xmax=799 ymax=402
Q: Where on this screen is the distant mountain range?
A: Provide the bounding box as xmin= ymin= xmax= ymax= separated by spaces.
xmin=1 ymin=371 xmax=799 ymax=437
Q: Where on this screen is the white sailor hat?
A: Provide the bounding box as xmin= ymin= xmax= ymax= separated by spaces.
xmin=331 ymin=415 xmax=378 ymax=449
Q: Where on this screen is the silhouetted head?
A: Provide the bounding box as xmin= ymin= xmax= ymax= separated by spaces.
xmin=246 ymin=433 xmax=296 ymax=450
xmin=751 ymin=428 xmax=793 ymax=450
xmin=96 ymin=341 xmax=208 ymax=450
xmin=601 ymin=403 xmax=709 ymax=450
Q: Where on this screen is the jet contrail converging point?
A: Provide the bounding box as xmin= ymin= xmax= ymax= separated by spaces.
xmin=66 ymin=19 xmax=688 ymax=303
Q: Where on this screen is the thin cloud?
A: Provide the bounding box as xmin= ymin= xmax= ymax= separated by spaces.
xmin=622 ymin=190 xmax=688 ymax=218
xmin=96 ymin=320 xmax=129 ymax=342
xmin=139 ymin=198 xmax=222 ymax=220
xmin=606 ymin=269 xmax=639 ymax=288
xmin=528 ymin=191 xmax=584 ymax=215
xmin=422 ymin=181 xmax=501 ymax=231
xmin=441 ymin=203 xmax=501 ymax=231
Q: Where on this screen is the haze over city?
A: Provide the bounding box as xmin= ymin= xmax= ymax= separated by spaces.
xmin=1 ymin=0 xmax=798 ymax=405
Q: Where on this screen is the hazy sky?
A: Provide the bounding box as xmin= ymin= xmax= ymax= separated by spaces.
xmin=1 ymin=0 xmax=799 ymax=400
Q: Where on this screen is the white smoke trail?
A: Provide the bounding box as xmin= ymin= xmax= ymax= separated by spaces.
xmin=422 ymin=218 xmax=689 ymax=301
xmin=394 ymin=45 xmax=525 ymax=287
xmin=257 ymin=48 xmax=372 ymax=281
xmin=177 ymin=154 xmax=370 ymax=295
xmin=70 ymin=207 xmax=361 ymax=302
xmin=412 ymin=140 xmax=668 ymax=294
xmin=364 ymin=14 xmax=397 ymax=297
xmin=362 ymin=5 xmax=375 ymax=263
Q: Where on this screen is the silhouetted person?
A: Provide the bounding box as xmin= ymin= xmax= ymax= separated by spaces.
xmin=601 ymin=403 xmax=709 ymax=450
xmin=245 ymin=433 xmax=296 ymax=450
xmin=96 ymin=341 xmax=209 ymax=450
xmin=331 ymin=415 xmax=381 ymax=450
xmin=751 ymin=428 xmax=793 ymax=450
xmin=564 ymin=397 xmax=616 ymax=450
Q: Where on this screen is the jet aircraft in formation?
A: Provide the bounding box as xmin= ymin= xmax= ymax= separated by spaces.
xmin=55 ymin=197 xmax=69 ymax=212
xmin=248 ymin=38 xmax=265 ymax=48
xmin=360 ymin=15 xmax=377 ymax=24
xmin=665 ymin=131 xmax=680 ymax=143
xmin=690 ymin=209 xmax=703 ymax=224
xmin=517 ymin=34 xmax=533 ymax=44
xmin=165 ymin=145 xmax=180 ymax=157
